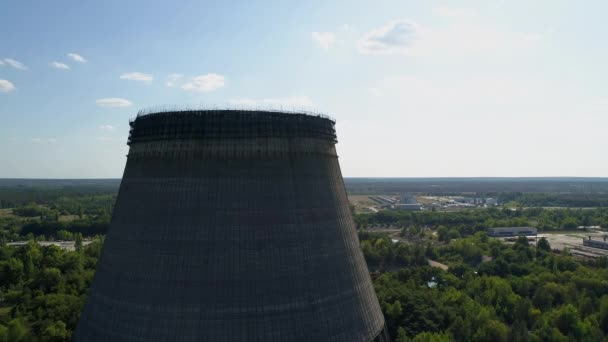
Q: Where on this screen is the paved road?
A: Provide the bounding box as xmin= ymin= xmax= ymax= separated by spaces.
xmin=7 ymin=240 xmax=94 ymax=251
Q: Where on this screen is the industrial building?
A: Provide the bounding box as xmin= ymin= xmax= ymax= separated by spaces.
xmin=370 ymin=195 xmax=397 ymax=206
xmin=400 ymin=192 xmax=417 ymax=204
xmin=75 ymin=109 xmax=389 ymax=342
xmin=485 ymin=198 xmax=498 ymax=206
xmin=583 ymin=236 xmax=608 ymax=250
xmin=394 ymin=203 xmax=422 ymax=211
xmin=488 ymin=227 xmax=538 ymax=237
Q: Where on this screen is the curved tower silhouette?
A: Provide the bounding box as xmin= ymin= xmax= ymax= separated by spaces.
xmin=75 ymin=109 xmax=389 ymax=342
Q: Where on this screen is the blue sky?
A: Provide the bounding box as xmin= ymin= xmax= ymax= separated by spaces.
xmin=1 ymin=0 xmax=607 ymax=177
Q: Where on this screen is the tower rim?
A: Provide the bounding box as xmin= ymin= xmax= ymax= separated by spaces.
xmin=134 ymin=107 xmax=335 ymax=123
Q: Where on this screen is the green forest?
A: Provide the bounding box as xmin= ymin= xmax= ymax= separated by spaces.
xmin=0 ymin=239 xmax=103 ymax=341
xmin=2 ymin=231 xmax=608 ymax=341
xmin=1 ymin=186 xmax=608 ymax=341
xmin=360 ymin=232 xmax=608 ymax=341
xmin=355 ymin=207 xmax=608 ymax=234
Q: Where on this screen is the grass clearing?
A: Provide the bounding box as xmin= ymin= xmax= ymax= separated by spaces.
xmin=0 ymin=208 xmax=15 ymax=217
xmin=0 ymin=306 xmax=12 ymax=318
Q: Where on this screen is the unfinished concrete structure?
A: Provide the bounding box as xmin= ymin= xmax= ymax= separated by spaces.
xmin=75 ymin=109 xmax=389 ymax=341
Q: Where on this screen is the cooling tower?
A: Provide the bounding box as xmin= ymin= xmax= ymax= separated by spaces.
xmin=75 ymin=109 xmax=389 ymax=342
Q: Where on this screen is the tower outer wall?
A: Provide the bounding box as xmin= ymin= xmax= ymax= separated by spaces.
xmin=75 ymin=110 xmax=388 ymax=341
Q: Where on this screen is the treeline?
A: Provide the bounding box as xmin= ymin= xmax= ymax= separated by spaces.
xmin=361 ymin=232 xmax=608 ymax=341
xmin=498 ymin=192 xmax=608 ymax=208
xmin=19 ymin=217 xmax=109 ymax=239
xmin=11 ymin=195 xmax=115 ymax=218
xmin=0 ymin=215 xmax=110 ymax=243
xmin=0 ymin=195 xmax=114 ymax=242
xmin=0 ymin=239 xmax=103 ymax=341
xmin=0 ymin=186 xmax=117 ymax=210
xmin=359 ymin=231 xmax=428 ymax=270
xmin=355 ymin=207 xmax=608 ymax=233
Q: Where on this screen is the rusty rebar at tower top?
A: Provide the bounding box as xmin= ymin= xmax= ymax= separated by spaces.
xmin=75 ymin=109 xmax=389 ymax=342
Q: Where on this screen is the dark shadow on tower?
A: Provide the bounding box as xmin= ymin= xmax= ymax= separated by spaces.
xmin=74 ymin=110 xmax=389 ymax=341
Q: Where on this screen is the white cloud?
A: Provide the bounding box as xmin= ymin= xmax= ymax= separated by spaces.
xmin=229 ymin=96 xmax=314 ymax=108
xmin=50 ymin=61 xmax=70 ymax=70
xmin=99 ymin=124 xmax=116 ymax=131
xmin=311 ymin=32 xmax=336 ymax=49
xmin=0 ymin=80 xmax=16 ymax=92
xmin=3 ymin=58 xmax=27 ymax=70
xmin=67 ymin=53 xmax=87 ymax=63
xmin=357 ymin=20 xmax=420 ymax=55
xmin=165 ymin=73 xmax=183 ymax=87
xmin=96 ymin=98 xmax=133 ymax=107
xmin=182 ymin=73 xmax=225 ymax=92
xmin=0 ymin=60 xmax=4 ymax=65
xmin=120 ymin=72 xmax=153 ymax=82
xmin=358 ymin=19 xmax=540 ymax=57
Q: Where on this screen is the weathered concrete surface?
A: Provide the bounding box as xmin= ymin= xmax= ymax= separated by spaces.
xmin=75 ymin=110 xmax=388 ymax=342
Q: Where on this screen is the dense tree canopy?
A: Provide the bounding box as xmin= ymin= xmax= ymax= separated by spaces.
xmin=361 ymin=232 xmax=608 ymax=341
xmin=355 ymin=207 xmax=608 ymax=234
xmin=0 ymin=239 xmax=103 ymax=341
xmin=1 ymin=185 xmax=608 ymax=341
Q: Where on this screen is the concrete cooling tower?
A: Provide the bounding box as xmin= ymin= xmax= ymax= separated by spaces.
xmin=74 ymin=109 xmax=389 ymax=342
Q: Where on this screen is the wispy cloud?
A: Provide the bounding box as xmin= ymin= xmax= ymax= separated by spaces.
xmin=229 ymin=96 xmax=314 ymax=108
xmin=0 ymin=60 xmax=4 ymax=66
xmin=96 ymin=98 xmax=133 ymax=107
xmin=358 ymin=17 xmax=540 ymax=57
xmin=0 ymin=80 xmax=16 ymax=92
xmin=120 ymin=72 xmax=153 ymax=82
xmin=99 ymin=124 xmax=116 ymax=131
xmin=50 ymin=61 xmax=70 ymax=70
xmin=166 ymin=73 xmax=183 ymax=87
xmin=357 ymin=20 xmax=419 ymax=55
xmin=311 ymin=32 xmax=336 ymax=49
xmin=182 ymin=73 xmax=225 ymax=92
xmin=67 ymin=53 xmax=87 ymax=63
xmin=3 ymin=58 xmax=27 ymax=70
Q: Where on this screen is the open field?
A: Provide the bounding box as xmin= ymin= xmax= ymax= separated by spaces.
xmin=7 ymin=240 xmax=94 ymax=251
xmin=536 ymin=231 xmax=608 ymax=258
xmin=58 ymin=214 xmax=82 ymax=222
xmin=348 ymin=194 xmax=382 ymax=213
xmin=0 ymin=208 xmax=14 ymax=217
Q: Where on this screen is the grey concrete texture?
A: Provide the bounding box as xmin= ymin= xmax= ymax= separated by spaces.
xmin=74 ymin=110 xmax=388 ymax=341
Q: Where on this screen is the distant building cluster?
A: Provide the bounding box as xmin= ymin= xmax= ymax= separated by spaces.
xmin=393 ymin=203 xmax=422 ymax=211
xmin=394 ymin=193 xmax=422 ymax=211
xmin=369 ymin=195 xmax=397 ymax=206
xmin=400 ymin=193 xmax=417 ymax=204
xmin=583 ymin=236 xmax=608 ymax=250
xmin=367 ymin=194 xmax=498 ymax=212
xmin=369 ymin=195 xmax=422 ymax=210
xmin=488 ymin=227 xmax=538 ymax=237
xmin=451 ymin=197 xmax=498 ymax=206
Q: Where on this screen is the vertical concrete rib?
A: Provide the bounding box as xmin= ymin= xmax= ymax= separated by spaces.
xmin=75 ymin=110 xmax=389 ymax=341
